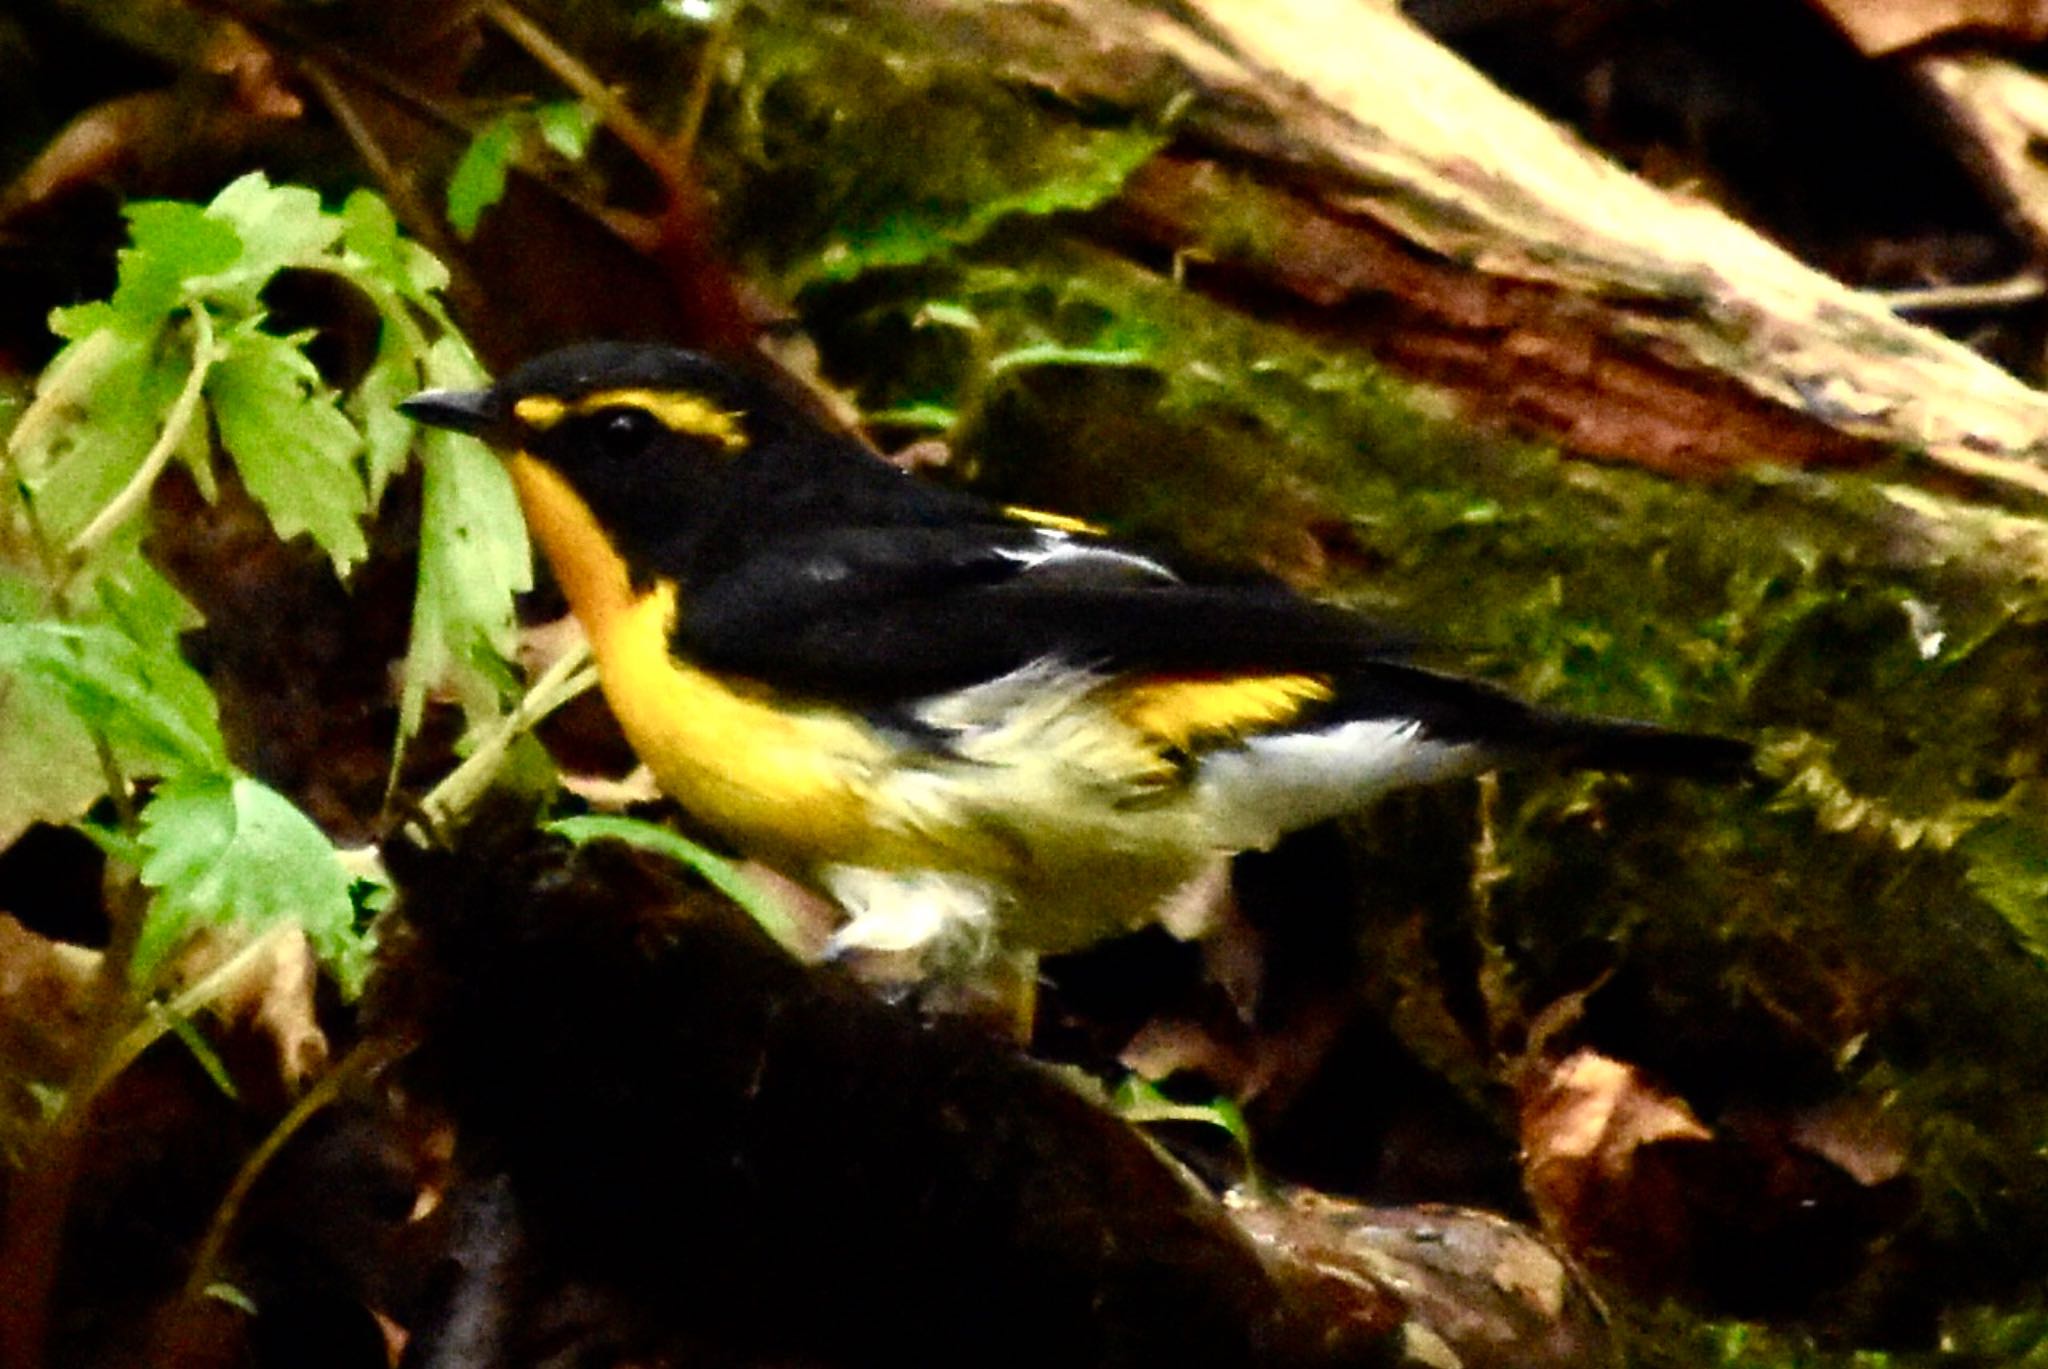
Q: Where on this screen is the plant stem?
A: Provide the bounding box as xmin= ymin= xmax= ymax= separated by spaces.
xmin=0 ymin=872 xmax=148 ymax=1369
xmin=67 ymin=307 xmax=218 ymax=560
xmin=174 ymin=1036 xmax=399 ymax=1315
xmin=410 ymin=638 xmax=599 ymax=837
xmin=671 ymin=0 xmax=741 ymax=172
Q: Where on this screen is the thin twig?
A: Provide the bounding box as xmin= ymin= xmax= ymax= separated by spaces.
xmin=482 ymin=0 xmax=690 ymax=206
xmin=1469 ymin=772 xmax=1519 ymax=1056
xmin=1876 ymin=272 xmax=2046 ymax=314
xmin=671 ymin=0 xmax=741 ymax=172
xmin=85 ymin=924 xmax=303 ymax=1105
xmin=190 ymin=0 xmax=480 ymax=145
xmin=176 ymin=1036 xmax=401 ymax=1312
xmin=0 ymin=872 xmax=151 ymax=1369
xmin=298 ymin=59 xmax=482 ymax=312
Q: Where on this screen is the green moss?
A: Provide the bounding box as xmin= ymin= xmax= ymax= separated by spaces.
xmin=697 ymin=0 xmax=2048 ymax=1321
xmin=705 ymin=2 xmax=1173 ymax=285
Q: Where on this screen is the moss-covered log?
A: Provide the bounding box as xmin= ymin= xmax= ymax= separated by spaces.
xmin=687 ymin=0 xmax=2048 ymax=1346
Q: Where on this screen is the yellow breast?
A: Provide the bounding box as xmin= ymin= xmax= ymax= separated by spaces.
xmin=505 ymin=453 xmax=891 ymax=863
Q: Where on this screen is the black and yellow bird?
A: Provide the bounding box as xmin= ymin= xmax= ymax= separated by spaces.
xmin=402 ymin=342 xmax=1748 ymax=965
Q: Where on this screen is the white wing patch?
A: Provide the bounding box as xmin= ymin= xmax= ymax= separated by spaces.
xmin=994 ymin=529 xmax=1178 ymax=583
xmin=1195 ymin=718 xmax=1487 ymax=850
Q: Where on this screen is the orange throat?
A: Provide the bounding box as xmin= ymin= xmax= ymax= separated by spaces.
xmin=503 ymin=451 xmax=889 ymax=864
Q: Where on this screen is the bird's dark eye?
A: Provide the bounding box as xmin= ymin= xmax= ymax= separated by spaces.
xmin=592 ymin=406 xmax=662 ymax=454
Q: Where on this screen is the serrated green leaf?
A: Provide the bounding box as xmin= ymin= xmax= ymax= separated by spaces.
xmin=534 ymin=100 xmax=600 ymax=160
xmin=401 ymin=428 xmax=527 ymax=735
xmin=547 ymin=814 xmax=802 ymax=954
xmin=0 ymin=619 xmax=225 ymax=776
xmin=90 ymin=543 xmax=204 ymax=659
xmin=0 ymin=575 xmax=120 ymax=845
xmin=134 ymin=774 xmax=366 ymax=993
xmin=198 ymin=174 xmax=344 ymax=309
xmin=45 ymin=300 xmax=120 ymax=345
xmin=207 ymin=326 xmax=369 ymax=573
xmin=338 ymin=188 xmax=403 ymax=280
xmin=0 ymin=548 xmax=209 ymax=833
xmin=398 ymin=338 xmax=528 ymax=744
xmin=447 ymin=116 xmax=520 ymax=240
xmin=1958 ymin=817 xmax=2048 ymax=962
xmin=107 ymin=201 xmax=243 ymax=325
xmin=340 ymin=189 xmax=452 ymax=305
xmin=352 ymin=323 xmax=419 ymax=506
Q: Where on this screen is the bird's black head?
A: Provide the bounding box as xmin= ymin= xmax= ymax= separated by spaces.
xmin=402 ymin=341 xmax=860 ymax=570
xmin=403 ymin=341 xmax=785 ymax=460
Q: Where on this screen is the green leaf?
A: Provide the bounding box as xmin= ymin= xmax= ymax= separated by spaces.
xmin=207 ymin=325 xmax=369 ymax=573
xmin=0 ymin=677 xmax=108 ymax=847
xmin=547 ymin=814 xmax=804 ymax=954
xmin=534 ymin=100 xmax=600 ymax=160
xmin=0 ymin=618 xmax=225 ymax=776
xmin=862 ymin=403 xmax=956 ymax=431
xmin=1111 ymin=1075 xmax=1255 ymax=1166
xmin=134 ymin=774 xmax=366 ymax=994
xmin=0 ymin=556 xmax=201 ymax=845
xmin=987 ymin=343 xmax=1150 ymax=375
xmin=447 ymin=116 xmax=520 ymax=240
xmin=352 ymin=323 xmax=420 ymax=506
xmin=14 ymin=328 xmax=190 ymax=543
xmin=198 ymin=174 xmax=344 ymax=309
xmin=339 ymin=188 xmax=448 ymax=304
xmin=106 ymin=201 xmax=242 ymax=326
xmin=89 ymin=541 xmax=204 ymax=659
xmin=398 ymin=339 xmax=529 ymax=742
xmin=168 ymin=1015 xmax=239 ymax=1100
xmin=0 ymin=573 xmax=116 ymax=845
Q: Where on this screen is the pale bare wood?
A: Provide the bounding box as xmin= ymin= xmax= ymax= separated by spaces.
xmin=864 ymin=0 xmax=2048 ymax=505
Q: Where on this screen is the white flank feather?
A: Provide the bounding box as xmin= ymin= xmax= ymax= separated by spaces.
xmin=1196 ymin=718 xmax=1484 ymax=850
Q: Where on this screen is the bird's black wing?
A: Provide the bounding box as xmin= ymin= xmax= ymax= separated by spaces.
xmin=673 ymin=520 xmax=1417 ymax=707
xmin=673 ymin=519 xmax=1753 ymax=780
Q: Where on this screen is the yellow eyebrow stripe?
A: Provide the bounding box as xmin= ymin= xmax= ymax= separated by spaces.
xmin=1113 ymin=674 xmax=1334 ymax=752
xmin=1001 ymin=505 xmax=1107 ymax=535
xmin=514 ymin=388 xmax=748 ymax=452
xmin=514 ymin=396 xmax=568 ymax=427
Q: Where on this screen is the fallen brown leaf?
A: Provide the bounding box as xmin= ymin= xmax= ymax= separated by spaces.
xmin=168 ymin=925 xmax=329 ymax=1091
xmin=0 ymin=914 xmax=101 ymax=1149
xmin=1785 ymin=1092 xmax=1912 ymax=1188
xmin=1519 ymin=1048 xmax=1712 ymax=1277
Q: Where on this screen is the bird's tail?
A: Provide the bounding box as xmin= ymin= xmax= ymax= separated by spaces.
xmin=1536 ymin=712 xmax=1754 ymax=780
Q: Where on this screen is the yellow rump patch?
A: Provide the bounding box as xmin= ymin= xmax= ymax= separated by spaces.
xmin=1001 ymin=504 xmax=1108 ymax=536
xmin=513 ymin=388 xmax=747 ymax=453
xmin=1113 ymin=673 xmax=1334 ymax=752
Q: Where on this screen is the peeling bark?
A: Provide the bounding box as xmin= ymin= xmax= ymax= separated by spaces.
xmin=853 ymin=0 xmax=2048 ymax=499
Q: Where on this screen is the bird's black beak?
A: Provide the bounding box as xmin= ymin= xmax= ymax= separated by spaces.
xmin=399 ymin=386 xmax=502 ymax=438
